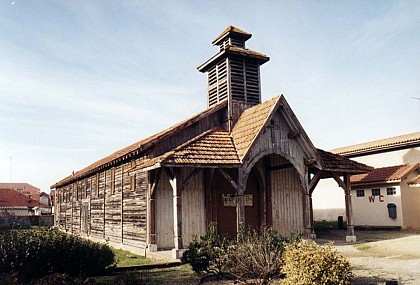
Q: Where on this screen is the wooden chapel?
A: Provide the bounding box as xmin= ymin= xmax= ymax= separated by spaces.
xmin=52 ymin=26 xmax=372 ymax=258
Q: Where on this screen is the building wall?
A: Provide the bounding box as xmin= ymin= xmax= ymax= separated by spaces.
xmin=351 ymin=184 xmax=403 ymax=228
xmin=155 ymin=168 xmax=206 ymax=249
xmin=400 ymin=170 xmax=420 ymax=229
xmin=348 ymin=147 xmax=420 ymax=168
xmin=270 ymin=164 xmax=304 ymax=236
xmin=55 ymin=156 xmax=148 ymax=255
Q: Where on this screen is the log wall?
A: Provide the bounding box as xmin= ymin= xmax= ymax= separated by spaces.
xmin=54 ymin=157 xmax=148 ymax=253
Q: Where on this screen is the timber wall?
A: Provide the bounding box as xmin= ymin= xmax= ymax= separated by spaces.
xmin=54 ymin=157 xmax=148 ymax=254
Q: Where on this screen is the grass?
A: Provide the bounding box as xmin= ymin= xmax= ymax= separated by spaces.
xmin=314 ymin=220 xmax=347 ymax=231
xmin=355 ymin=244 xmax=372 ymax=251
xmin=113 ymin=248 xmax=152 ymax=267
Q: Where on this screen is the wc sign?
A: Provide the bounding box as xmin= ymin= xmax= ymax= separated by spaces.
xmin=368 ymin=195 xmax=384 ymax=203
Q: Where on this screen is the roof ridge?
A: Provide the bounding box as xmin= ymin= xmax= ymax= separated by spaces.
xmin=332 ymin=132 xmax=420 ymax=155
xmin=52 ymin=101 xmax=228 ymax=188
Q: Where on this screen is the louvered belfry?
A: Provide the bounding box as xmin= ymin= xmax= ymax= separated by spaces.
xmin=198 ymin=26 xmax=270 ymax=130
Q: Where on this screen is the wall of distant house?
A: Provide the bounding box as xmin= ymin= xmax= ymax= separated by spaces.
xmin=348 ymin=146 xmax=420 ymax=168
xmin=400 ymin=171 xmax=420 ymax=229
xmin=351 ymin=184 xmax=403 ymax=228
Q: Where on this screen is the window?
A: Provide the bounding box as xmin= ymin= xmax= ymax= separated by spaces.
xmin=95 ymin=174 xmax=100 ymax=198
xmin=110 ymin=168 xmax=116 ymax=195
xmin=371 ymin=188 xmax=381 ymax=196
xmin=356 ymin=190 xmax=365 ymax=197
xmin=130 ymin=174 xmax=136 ymax=192
xmin=387 ymin=187 xmax=396 ymax=195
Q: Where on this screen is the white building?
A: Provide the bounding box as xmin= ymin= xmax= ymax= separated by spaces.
xmin=350 ymin=163 xmax=419 ymax=229
xmin=313 ymin=132 xmax=420 ymax=228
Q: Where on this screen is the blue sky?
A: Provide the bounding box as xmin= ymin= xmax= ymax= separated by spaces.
xmin=0 ymin=1 xmax=419 ymax=193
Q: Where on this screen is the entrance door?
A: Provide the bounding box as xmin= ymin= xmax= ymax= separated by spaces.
xmin=211 ymin=169 xmax=260 ymax=237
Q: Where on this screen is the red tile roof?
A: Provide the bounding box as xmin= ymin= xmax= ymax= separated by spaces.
xmin=351 ymin=163 xmax=419 ymax=184
xmin=0 ymin=188 xmax=47 ymax=207
xmin=332 ymin=132 xmax=420 ymax=156
xmin=408 ymin=174 xmax=420 ymax=186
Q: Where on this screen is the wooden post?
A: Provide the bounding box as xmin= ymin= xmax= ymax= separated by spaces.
xmin=332 ymin=172 xmax=356 ymax=242
xmin=236 ymin=168 xmax=245 ymax=236
xmin=302 ymin=191 xmax=312 ymax=239
xmin=344 ymin=173 xmax=356 ymax=242
xmin=147 ymin=169 xmax=160 ymax=252
xmin=165 ymin=168 xmax=183 ymax=259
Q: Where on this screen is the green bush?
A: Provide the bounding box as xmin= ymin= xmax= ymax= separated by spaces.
xmin=181 ymin=223 xmax=231 ymax=278
xmin=228 ymin=227 xmax=298 ymax=285
xmin=282 ymin=240 xmax=352 ymax=285
xmin=0 ymin=228 xmax=115 ymax=280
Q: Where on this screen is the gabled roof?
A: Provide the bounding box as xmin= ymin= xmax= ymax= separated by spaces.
xmin=143 ymin=127 xmax=240 ymax=169
xmin=52 ymin=100 xmax=227 ymax=188
xmin=331 ymin=132 xmax=420 ymax=157
xmin=0 ymin=188 xmax=47 ymax=207
xmin=351 ymin=163 xmax=419 ymax=185
xmin=232 ymin=96 xmax=281 ymax=160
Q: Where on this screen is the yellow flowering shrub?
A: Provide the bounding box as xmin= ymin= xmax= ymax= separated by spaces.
xmin=282 ymin=240 xmax=352 ymax=285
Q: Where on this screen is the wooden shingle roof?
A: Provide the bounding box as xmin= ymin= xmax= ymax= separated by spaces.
xmin=51 ymin=100 xmax=227 ymax=188
xmin=232 ymin=96 xmax=280 ymax=160
xmin=351 ymin=163 xmax=419 ymax=184
xmin=317 ymin=149 xmax=373 ymax=174
xmin=331 ymin=132 xmax=420 ymax=157
xmin=212 ymin=25 xmax=252 ymax=45
xmin=143 ymin=127 xmax=240 ymax=168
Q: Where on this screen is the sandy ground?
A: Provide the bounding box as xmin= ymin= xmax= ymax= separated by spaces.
xmin=317 ymin=229 xmax=420 ymax=285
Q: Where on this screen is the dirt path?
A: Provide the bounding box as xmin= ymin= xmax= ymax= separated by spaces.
xmin=318 ymin=230 xmax=420 ymax=284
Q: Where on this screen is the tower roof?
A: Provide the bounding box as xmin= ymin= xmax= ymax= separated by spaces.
xmin=212 ymin=25 xmax=252 ymax=46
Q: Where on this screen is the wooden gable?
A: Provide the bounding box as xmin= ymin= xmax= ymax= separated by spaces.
xmin=232 ymin=95 xmax=322 ymax=180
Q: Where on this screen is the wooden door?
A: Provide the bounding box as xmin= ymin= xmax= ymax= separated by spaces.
xmin=211 ymin=169 xmax=260 ymax=237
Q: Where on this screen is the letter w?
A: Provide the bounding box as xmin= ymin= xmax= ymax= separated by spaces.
xmin=368 ymin=196 xmax=375 ymax=203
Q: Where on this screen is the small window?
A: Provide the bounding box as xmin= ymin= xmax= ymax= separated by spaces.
xmin=387 ymin=187 xmax=396 ymax=195
xmin=130 ymin=174 xmax=136 ymax=192
xmin=95 ymin=174 xmax=100 ymax=198
xmin=110 ymin=168 xmax=116 ymax=195
xmin=371 ymin=188 xmax=381 ymax=196
xmin=356 ymin=190 xmax=365 ymax=197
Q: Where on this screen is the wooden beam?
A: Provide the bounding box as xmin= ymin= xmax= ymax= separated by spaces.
xmin=150 ymin=168 xmax=162 ymax=197
xmin=308 ymin=170 xmax=322 ymax=195
xmin=331 ymin=172 xmax=347 ymax=190
xmin=236 ymin=168 xmax=245 ymax=236
xmin=218 ymin=168 xmax=239 ymax=191
xmin=181 ymin=168 xmax=202 ymax=191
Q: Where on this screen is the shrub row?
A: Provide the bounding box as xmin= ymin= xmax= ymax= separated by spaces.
xmin=182 ymin=224 xmax=351 ymax=285
xmin=0 ymin=228 xmax=115 ymax=280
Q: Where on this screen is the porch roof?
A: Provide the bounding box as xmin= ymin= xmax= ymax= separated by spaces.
xmin=317 ymin=149 xmax=373 ymax=174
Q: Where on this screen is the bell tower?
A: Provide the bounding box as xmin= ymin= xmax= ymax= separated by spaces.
xmin=198 ymin=26 xmax=269 ymax=130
